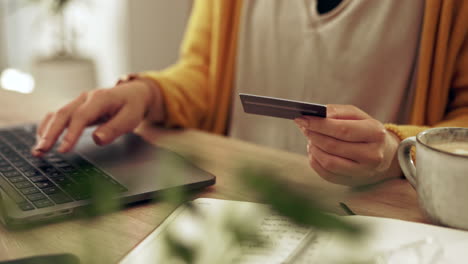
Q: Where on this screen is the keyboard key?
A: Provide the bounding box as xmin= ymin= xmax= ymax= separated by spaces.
xmin=35 ymin=181 xmax=53 ymax=189
xmin=70 ymin=192 xmax=91 ymax=201
xmin=66 ymin=172 xmax=82 ymax=178
xmin=74 ymin=174 xmax=92 ymax=184
xmin=11 ymin=160 xmax=28 ymax=167
xmin=17 ymin=165 xmax=35 ymax=172
xmin=24 ymin=170 xmax=42 ymax=177
xmin=31 ymin=160 xmax=48 ymax=167
xmin=0 ymin=145 xmax=12 ymax=152
xmin=48 ymin=171 xmax=64 ymax=178
xmin=38 ymin=165 xmax=57 ymax=174
xmin=8 ymin=156 xmax=22 ymax=162
xmin=46 ymin=157 xmax=66 ymax=164
xmin=49 ymin=193 xmax=73 ymax=204
xmin=42 ymin=186 xmax=60 ymax=195
xmin=0 ymin=127 xmax=127 ymax=207
xmin=22 ymin=139 xmax=35 ymax=145
xmin=16 ymin=148 xmax=31 ymax=154
xmin=60 ymin=166 xmax=76 ymax=172
xmin=0 ymin=166 xmax=15 ymax=172
xmin=0 ymin=177 xmax=26 ymax=203
xmin=10 ymin=142 xmax=25 ymax=149
xmin=20 ymin=187 xmax=40 ymax=195
xmin=18 ymin=202 xmax=35 ymax=211
xmin=44 ymin=152 xmax=59 ymax=158
xmin=27 ymin=157 xmax=42 ymax=163
xmin=29 ymin=175 xmax=47 ymax=183
xmin=51 ymin=176 xmax=67 ymax=184
xmin=8 ymin=176 xmax=26 ymax=183
xmin=26 ymin=193 xmax=46 ymax=201
xmin=57 ymin=180 xmax=75 ymax=190
xmin=14 ymin=181 xmax=33 ymax=189
xmin=3 ymin=171 xmax=21 ymax=177
xmin=82 ymin=167 xmax=96 ymax=174
xmin=33 ymin=199 xmax=54 ymax=208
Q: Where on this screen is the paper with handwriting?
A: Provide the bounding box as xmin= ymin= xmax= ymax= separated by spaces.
xmin=120 ymin=198 xmax=468 ymax=264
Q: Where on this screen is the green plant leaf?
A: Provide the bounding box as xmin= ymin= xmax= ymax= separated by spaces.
xmin=238 ymin=166 xmax=363 ymax=236
xmin=164 ymin=231 xmax=196 ymax=264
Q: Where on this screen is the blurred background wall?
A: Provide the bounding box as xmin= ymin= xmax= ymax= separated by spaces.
xmin=127 ymin=1 xmax=192 ymax=74
xmin=0 ymin=3 xmax=6 ymax=70
xmin=1 ymin=0 xmax=191 ymax=92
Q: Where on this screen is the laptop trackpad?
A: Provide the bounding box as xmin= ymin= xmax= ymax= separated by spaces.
xmin=65 ymin=129 xmax=214 ymax=196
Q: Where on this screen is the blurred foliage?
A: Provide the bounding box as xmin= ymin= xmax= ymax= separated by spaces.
xmin=155 ymin=150 xmax=365 ymax=263
xmin=238 ymin=165 xmax=363 ymax=236
xmin=0 ymin=146 xmax=365 ymax=263
xmin=165 ymin=232 xmax=196 ymax=264
xmin=25 ymin=0 xmax=74 ymax=14
xmin=16 ymin=0 xmax=82 ymax=56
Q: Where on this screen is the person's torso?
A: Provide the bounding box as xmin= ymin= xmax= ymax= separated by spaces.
xmin=230 ymin=0 xmax=425 ymax=154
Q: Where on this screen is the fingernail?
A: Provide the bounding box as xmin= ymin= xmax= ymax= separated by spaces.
xmin=34 ymin=138 xmax=46 ymax=151
xmin=31 ymin=147 xmax=45 ymax=157
xmin=94 ymin=132 xmax=106 ymax=145
xmin=57 ymin=141 xmax=70 ymax=153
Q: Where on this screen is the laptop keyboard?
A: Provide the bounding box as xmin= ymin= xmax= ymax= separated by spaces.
xmin=0 ymin=126 xmax=127 ymax=211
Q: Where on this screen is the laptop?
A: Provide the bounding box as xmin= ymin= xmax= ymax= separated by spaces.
xmin=0 ymin=124 xmax=216 ymax=227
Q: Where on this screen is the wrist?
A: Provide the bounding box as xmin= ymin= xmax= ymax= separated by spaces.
xmin=140 ymin=78 xmax=165 ymax=123
xmin=117 ymin=74 xmax=166 ymax=123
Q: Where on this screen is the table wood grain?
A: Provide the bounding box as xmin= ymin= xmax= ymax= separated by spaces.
xmin=0 ymin=90 xmax=427 ymax=263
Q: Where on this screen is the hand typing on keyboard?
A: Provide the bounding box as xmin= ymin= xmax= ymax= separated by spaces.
xmin=0 ymin=128 xmax=126 ymax=211
xmin=31 ymin=79 xmax=164 ymax=157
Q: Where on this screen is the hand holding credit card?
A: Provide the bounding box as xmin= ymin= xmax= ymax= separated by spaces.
xmin=239 ymin=93 xmax=327 ymax=119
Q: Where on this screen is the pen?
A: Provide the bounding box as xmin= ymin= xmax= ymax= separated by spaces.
xmin=283 ymin=229 xmax=317 ymax=264
xmin=339 ymin=202 xmax=356 ymax=216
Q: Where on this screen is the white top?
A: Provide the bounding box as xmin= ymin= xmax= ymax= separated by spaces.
xmin=230 ymin=0 xmax=425 ymax=154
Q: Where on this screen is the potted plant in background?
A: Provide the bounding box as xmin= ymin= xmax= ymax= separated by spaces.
xmin=27 ymin=0 xmax=96 ymax=99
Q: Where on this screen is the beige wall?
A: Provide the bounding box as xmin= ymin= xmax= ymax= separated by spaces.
xmin=76 ymin=0 xmax=130 ymax=87
xmin=127 ymin=0 xmax=192 ymax=73
xmin=1 ymin=0 xmax=192 ymax=86
xmin=73 ymin=0 xmax=192 ymax=86
xmin=0 ymin=3 xmax=5 ymax=70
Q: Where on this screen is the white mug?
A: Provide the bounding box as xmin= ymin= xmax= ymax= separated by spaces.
xmin=398 ymin=127 xmax=468 ymax=230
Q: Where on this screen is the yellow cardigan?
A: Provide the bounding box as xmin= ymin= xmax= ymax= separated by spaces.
xmin=142 ymin=0 xmax=468 ymax=140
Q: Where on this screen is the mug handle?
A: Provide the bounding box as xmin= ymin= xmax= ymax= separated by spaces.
xmin=397 ymin=136 xmax=417 ymax=188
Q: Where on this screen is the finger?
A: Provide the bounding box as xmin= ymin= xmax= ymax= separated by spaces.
xmin=306 ymin=131 xmax=383 ymax=166
xmin=33 ymin=94 xmax=87 ymax=155
xmin=326 ymin=104 xmax=370 ymax=120
xmin=36 ymin=112 xmax=53 ymax=139
xmin=296 ymin=121 xmax=307 ymax=136
xmin=57 ymin=94 xmax=116 ymax=153
xmin=308 ymin=143 xmax=361 ymax=176
xmin=309 ymin=156 xmax=349 ymax=185
xmin=307 ymin=142 xmax=350 ymax=184
xmin=93 ymin=105 xmax=142 ymax=146
xmin=32 ymin=113 xmax=53 ymax=156
xmin=296 ymin=116 xmax=385 ymax=142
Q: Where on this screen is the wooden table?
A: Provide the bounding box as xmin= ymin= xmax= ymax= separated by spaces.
xmin=0 ymin=89 xmax=427 ymax=263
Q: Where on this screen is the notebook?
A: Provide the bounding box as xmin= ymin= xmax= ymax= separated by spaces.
xmin=120 ymin=198 xmax=468 ymax=264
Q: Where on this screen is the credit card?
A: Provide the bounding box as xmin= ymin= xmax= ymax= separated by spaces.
xmin=239 ymin=93 xmax=327 ymax=119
